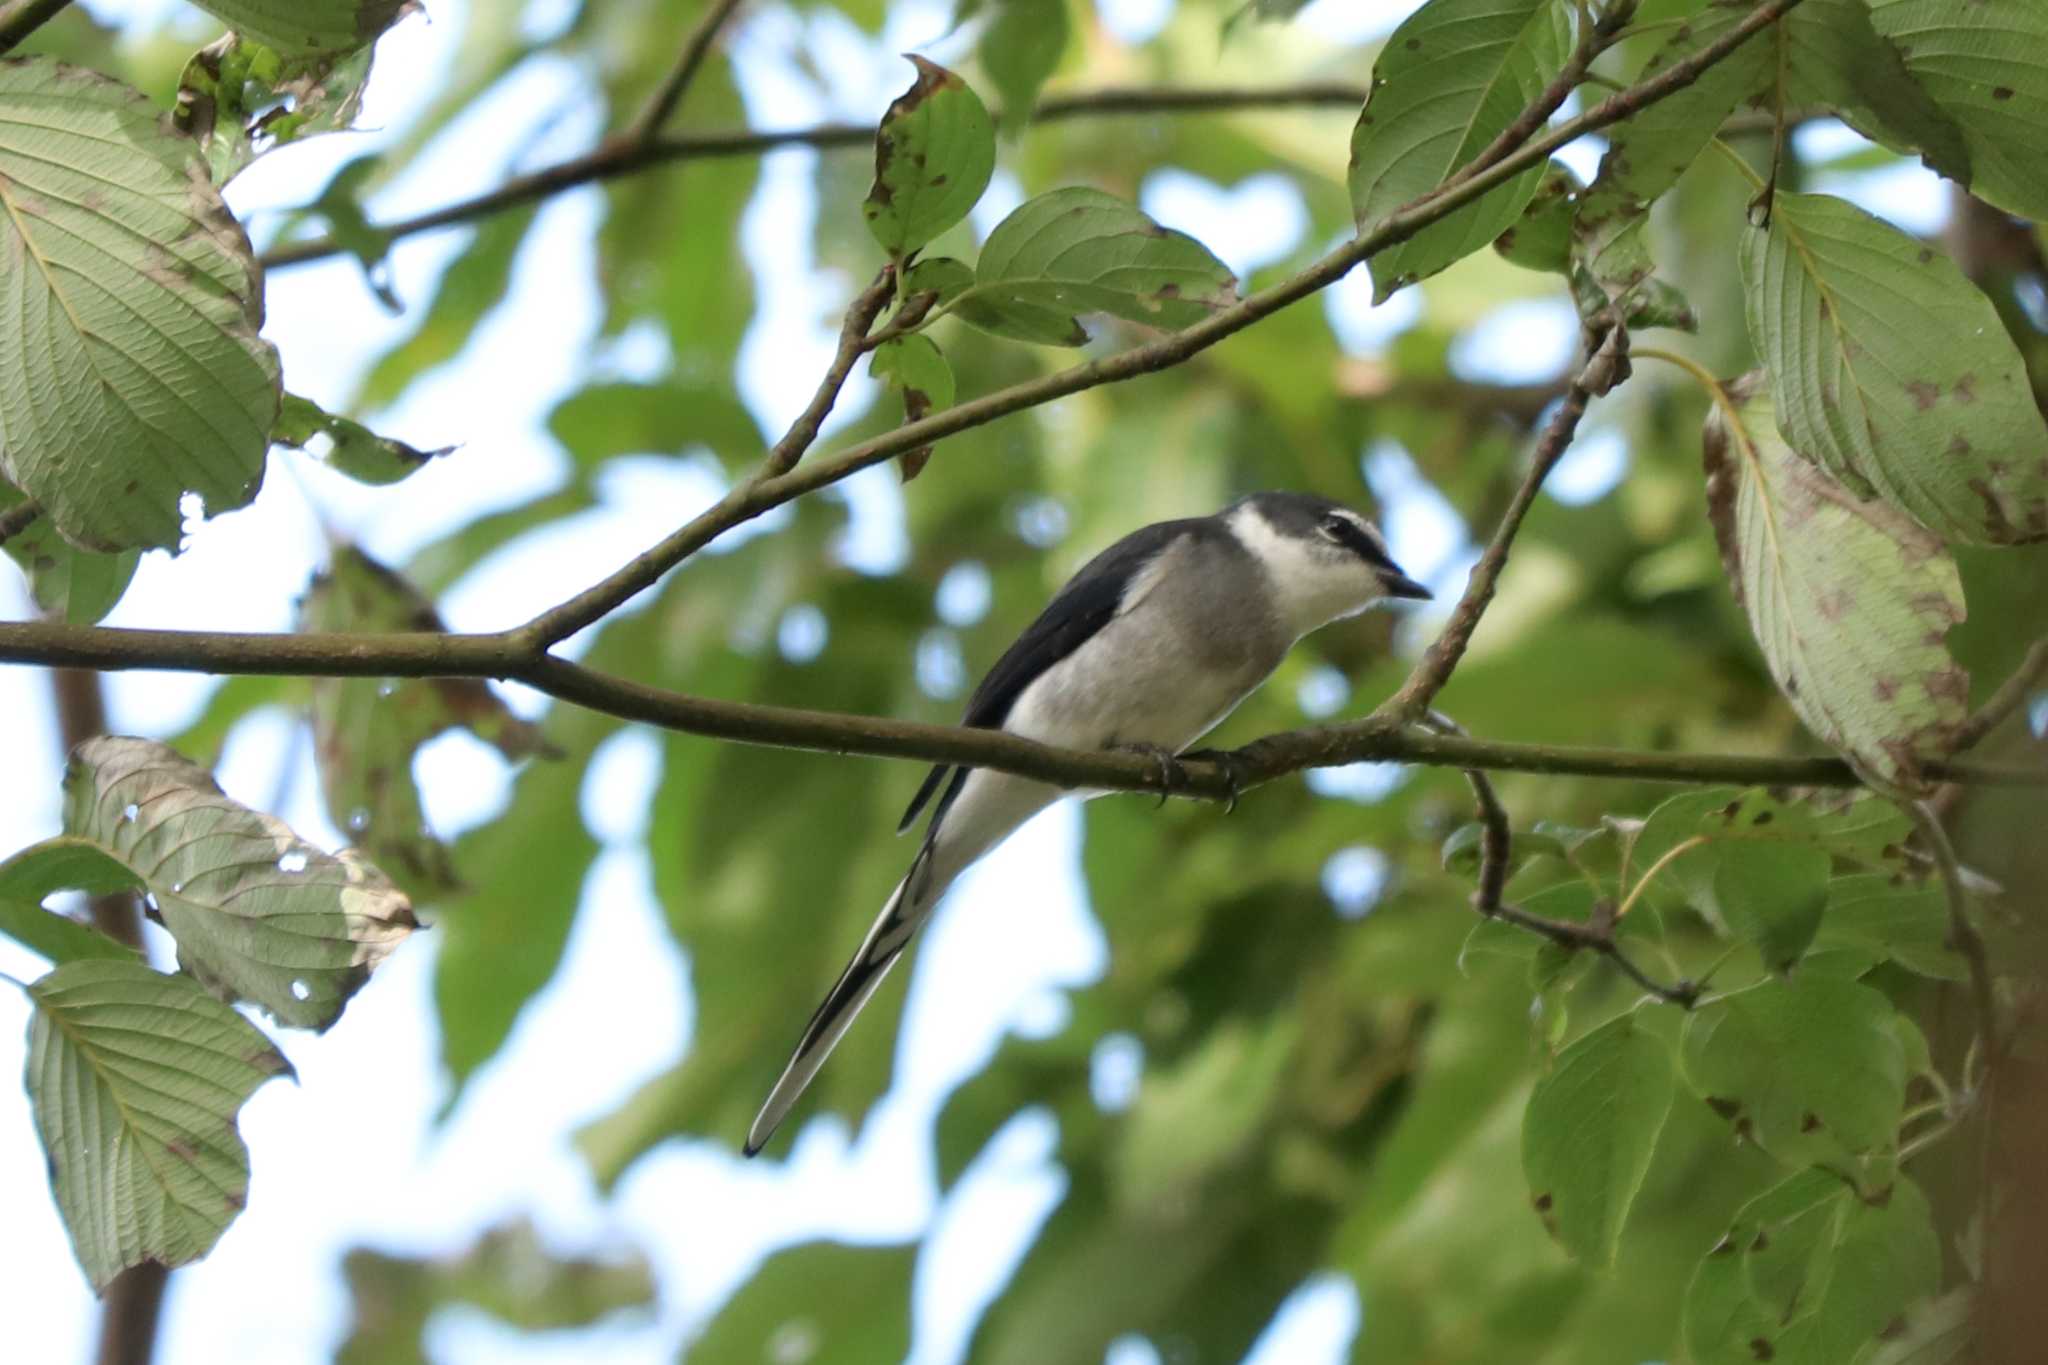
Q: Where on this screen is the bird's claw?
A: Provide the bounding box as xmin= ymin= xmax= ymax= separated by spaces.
xmin=1180 ymin=747 xmax=1247 ymax=815
xmin=1113 ymin=741 xmax=1187 ymax=808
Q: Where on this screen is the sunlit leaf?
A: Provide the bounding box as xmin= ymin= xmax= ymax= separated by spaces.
xmin=1702 ymin=380 xmax=1970 ymax=790
xmin=950 ymin=187 xmax=1238 ymax=345
xmin=53 ymin=735 xmax=417 ymax=1030
xmin=1742 ymin=191 xmax=2048 ymax=545
xmin=273 ymin=393 xmax=452 ymax=485
xmin=186 ymin=0 xmax=418 ymax=57
xmin=174 ymin=33 xmax=374 ymax=185
xmin=1348 ymin=0 xmax=1574 ymax=301
xmin=25 ymin=958 xmax=292 ymax=1291
xmin=862 ymin=57 xmax=995 ymax=258
xmin=0 ymin=60 xmax=280 ymax=551
xmin=1521 ymin=1010 xmax=1676 ymax=1267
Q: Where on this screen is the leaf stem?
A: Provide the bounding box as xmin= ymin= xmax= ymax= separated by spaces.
xmin=1615 ymin=834 xmax=1710 ymax=920
xmin=0 ymin=0 xmax=71 ymax=56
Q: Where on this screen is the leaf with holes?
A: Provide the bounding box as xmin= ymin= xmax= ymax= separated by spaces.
xmin=1742 ymin=191 xmax=2048 ymax=545
xmin=0 ymin=60 xmax=281 ymax=552
xmin=1347 ymin=0 xmax=1574 ymax=302
xmin=1703 ymin=379 xmax=1970 ymax=791
xmin=869 ymin=334 xmax=955 ymax=481
xmin=0 ymin=482 xmax=138 ymax=624
xmin=1684 ymin=1170 xmax=1938 ymax=1365
xmin=862 ymin=57 xmax=995 ymax=259
xmin=273 ymin=393 xmax=453 ymax=485
xmin=186 ymin=0 xmax=419 ymax=57
xmin=301 ymin=547 xmax=554 ymax=898
xmin=25 ymin=958 xmax=292 ymax=1291
xmin=1681 ymin=976 xmax=1906 ymax=1166
xmin=174 ymin=33 xmax=375 ymax=186
xmin=1521 ymin=1011 xmax=1676 ymax=1267
xmin=48 ymin=736 xmax=417 ymax=1030
xmin=1871 ymin=0 xmax=2048 ymax=221
xmin=949 ymin=187 xmax=1238 ymax=346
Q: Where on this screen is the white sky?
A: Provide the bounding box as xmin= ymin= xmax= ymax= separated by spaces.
xmin=0 ymin=1 xmax=1947 ymax=1361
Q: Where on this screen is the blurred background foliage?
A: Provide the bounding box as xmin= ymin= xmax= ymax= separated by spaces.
xmin=9 ymin=0 xmax=2048 ymax=1360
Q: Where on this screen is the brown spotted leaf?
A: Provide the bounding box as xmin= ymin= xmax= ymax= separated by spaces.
xmin=60 ymin=736 xmax=417 ymax=1030
xmin=301 ymin=546 xmax=554 ymax=897
xmin=861 ymin=56 xmax=995 ymax=259
xmin=174 ymin=33 xmax=376 ymax=186
xmin=868 ymin=333 xmax=954 ymax=481
xmin=1742 ymin=191 xmax=2048 ymax=545
xmin=1704 ymin=377 xmax=1969 ymax=791
xmin=0 ymin=59 xmax=281 ymax=552
xmin=26 ymin=958 xmax=292 ymax=1291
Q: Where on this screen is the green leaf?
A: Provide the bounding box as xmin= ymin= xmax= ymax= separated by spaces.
xmin=1493 ymin=161 xmax=1580 ymax=275
xmin=1684 ymin=1170 xmax=1939 ymax=1365
xmin=1522 ymin=1011 xmax=1676 ymax=1267
xmin=685 ymin=1240 xmax=914 ymax=1362
xmin=0 ymin=894 xmax=137 ymax=966
xmin=546 ymin=379 xmax=765 ymax=472
xmin=1112 ymin=1015 xmax=1299 ymax=1207
xmin=870 ymin=333 xmax=956 ymax=481
xmin=980 ymin=0 xmax=1069 ymax=128
xmin=1681 ymin=976 xmax=1906 ymax=1164
xmin=1348 ymin=0 xmax=1574 ymax=301
xmin=1871 ymin=0 xmax=2048 ymax=221
xmin=950 ymin=187 xmax=1239 ymax=345
xmin=173 ymin=33 xmax=374 ymax=186
xmin=300 ymin=547 xmax=554 ymax=898
xmin=1779 ymin=0 xmax=1973 ymax=188
xmin=185 ymin=0 xmax=418 ymax=57
xmin=58 ymin=735 xmax=418 ymax=1030
xmin=1711 ymin=841 xmax=1830 ymax=972
xmin=0 ymin=481 xmax=138 ymax=624
xmin=1852 ymin=1288 xmax=1974 ymax=1365
xmin=902 ymin=254 xmax=974 ymax=307
xmin=1577 ymin=3 xmax=1775 ymax=224
xmin=1742 ymin=191 xmax=2048 ymax=545
xmin=862 ymin=57 xmax=995 ymax=259
xmin=336 ymin=1220 xmax=655 ymax=1365
xmin=1814 ymin=873 xmax=1967 ymax=981
xmin=273 ymin=393 xmax=452 ymax=485
xmin=0 ymin=60 xmax=281 ymax=552
xmin=1702 ymin=380 xmax=1970 ymax=790
xmin=25 ymin=958 xmax=292 ymax=1291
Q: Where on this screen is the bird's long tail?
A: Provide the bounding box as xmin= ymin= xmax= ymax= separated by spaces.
xmin=744 ymin=851 xmax=936 ymax=1156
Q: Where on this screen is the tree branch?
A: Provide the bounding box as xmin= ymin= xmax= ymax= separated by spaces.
xmin=0 ymin=0 xmax=72 ymax=56
xmin=1907 ymin=800 xmax=2000 ymax=1055
xmin=757 ymin=265 xmax=895 ymax=482
xmin=1952 ymin=639 xmax=2048 ymax=754
xmin=0 ymin=618 xmax=2036 ymax=795
xmin=517 ymin=0 xmax=1808 ymax=643
xmin=624 ymin=0 xmax=746 ymax=142
xmin=1382 ymin=325 xmax=1623 ymax=721
xmin=258 ymin=83 xmax=1377 ymax=270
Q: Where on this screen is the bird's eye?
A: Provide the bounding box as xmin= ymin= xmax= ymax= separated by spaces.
xmin=1319 ymin=517 xmax=1347 ymax=541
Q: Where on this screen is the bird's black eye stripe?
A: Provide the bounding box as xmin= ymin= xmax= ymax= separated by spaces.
xmin=1323 ymin=517 xmax=1400 ymax=574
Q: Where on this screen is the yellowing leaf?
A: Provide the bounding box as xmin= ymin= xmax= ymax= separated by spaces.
xmin=1703 ymin=378 xmax=1969 ymax=791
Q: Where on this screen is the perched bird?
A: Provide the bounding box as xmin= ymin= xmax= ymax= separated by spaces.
xmin=745 ymin=491 xmax=1431 ymax=1155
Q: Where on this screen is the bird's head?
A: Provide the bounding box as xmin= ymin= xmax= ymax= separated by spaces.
xmin=1224 ymin=491 xmax=1432 ymax=635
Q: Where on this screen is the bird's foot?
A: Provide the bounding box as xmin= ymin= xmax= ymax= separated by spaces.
xmin=1180 ymin=747 xmax=1248 ymax=815
xmin=1111 ymin=741 xmax=1188 ymax=808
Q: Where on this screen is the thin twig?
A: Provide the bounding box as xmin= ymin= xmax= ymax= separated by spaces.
xmin=624 ymin=0 xmax=747 ymax=142
xmin=1382 ymin=323 xmax=1623 ymax=721
xmin=258 ymin=83 xmax=1377 ymax=270
xmin=0 ymin=0 xmax=73 ymax=56
xmin=1435 ymin=0 xmax=1624 ymax=198
xmin=0 ymin=498 xmax=39 ymax=548
xmin=1951 ymin=639 xmax=2048 ymax=754
xmin=754 ymin=266 xmax=896 ymax=483
xmin=1907 ymin=800 xmax=2000 ymax=1053
xmin=519 ymin=0 xmax=1807 ymax=645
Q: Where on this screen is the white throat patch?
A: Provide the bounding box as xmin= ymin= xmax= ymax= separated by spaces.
xmin=1226 ymin=503 xmax=1384 ymax=636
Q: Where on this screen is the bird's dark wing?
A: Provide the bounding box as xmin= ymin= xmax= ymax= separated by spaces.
xmin=896 ymin=518 xmax=1202 ymax=836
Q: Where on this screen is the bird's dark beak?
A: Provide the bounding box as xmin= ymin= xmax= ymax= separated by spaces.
xmin=1379 ymin=569 xmax=1433 ymax=601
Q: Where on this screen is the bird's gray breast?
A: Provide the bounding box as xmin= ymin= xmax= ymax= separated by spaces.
xmin=1002 ymin=529 xmax=1291 ymax=753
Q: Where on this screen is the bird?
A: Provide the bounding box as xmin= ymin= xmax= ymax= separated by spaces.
xmin=744 ymin=491 xmax=1432 ymax=1155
